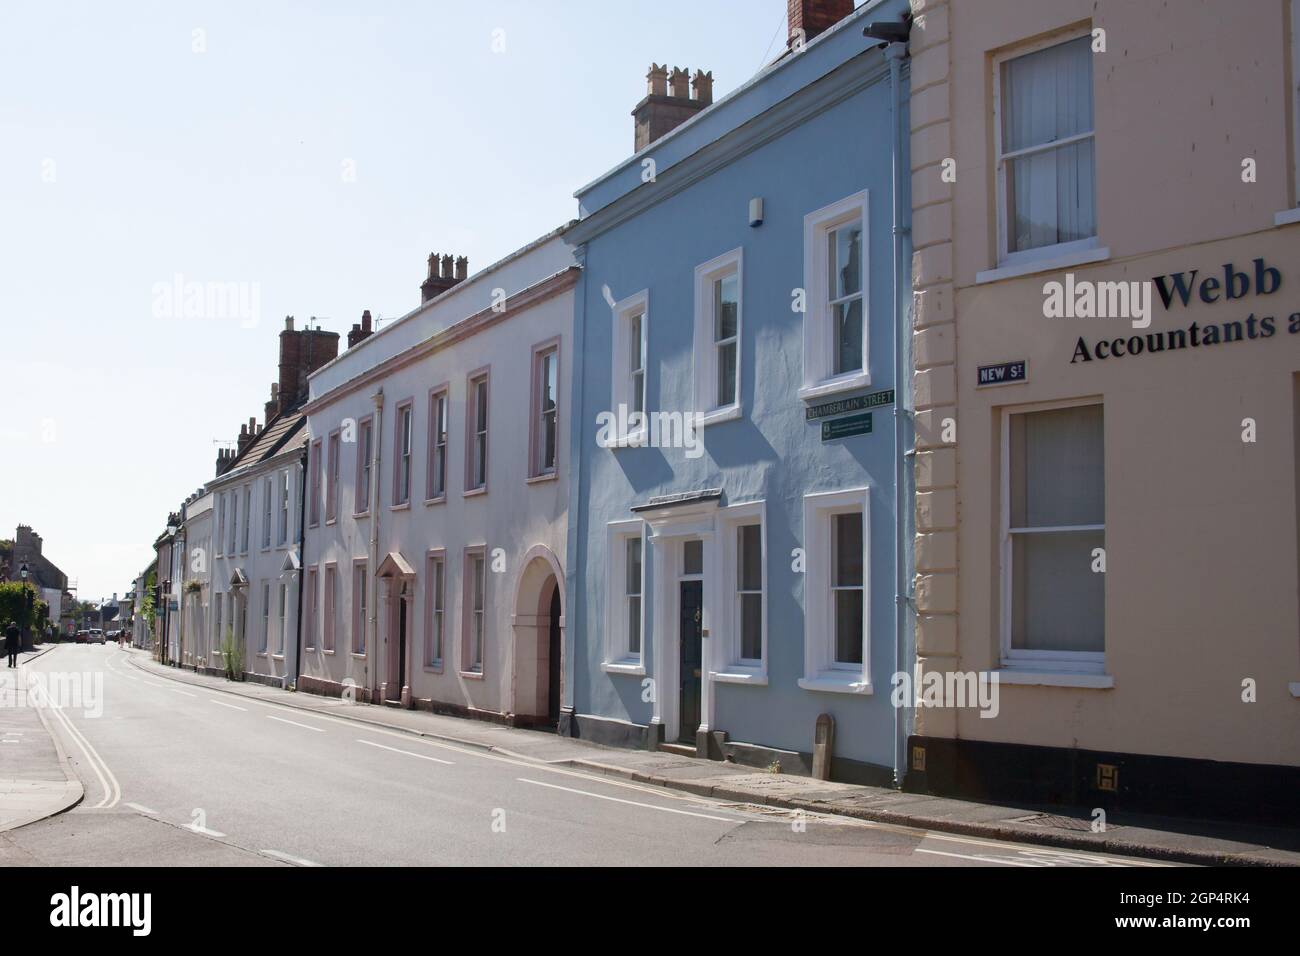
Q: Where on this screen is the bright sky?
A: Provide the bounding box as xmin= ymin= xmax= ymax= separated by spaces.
xmin=0 ymin=0 xmax=790 ymax=603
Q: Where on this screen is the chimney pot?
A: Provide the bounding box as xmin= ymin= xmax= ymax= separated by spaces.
xmin=669 ymin=66 xmax=690 ymax=98
xmin=646 ymin=63 xmax=668 ymax=96
xmin=362 ymin=309 xmax=372 ymax=332
xmin=455 ymin=256 xmax=468 ymax=280
xmin=692 ymin=69 xmax=713 ymax=105
xmin=285 ymin=315 xmax=295 ymax=331
xmin=427 ymin=253 xmax=439 ymax=279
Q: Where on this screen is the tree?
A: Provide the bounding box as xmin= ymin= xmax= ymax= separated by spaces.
xmin=0 ymin=581 xmax=37 ymax=630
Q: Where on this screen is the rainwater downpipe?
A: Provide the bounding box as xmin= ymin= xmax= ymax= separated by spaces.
xmin=885 ymin=39 xmax=915 ymax=788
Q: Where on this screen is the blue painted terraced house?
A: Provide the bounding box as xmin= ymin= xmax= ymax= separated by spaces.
xmin=561 ymin=0 xmax=914 ymax=785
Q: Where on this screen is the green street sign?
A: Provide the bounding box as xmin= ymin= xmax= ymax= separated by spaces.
xmin=805 ymin=388 xmax=894 ymax=421
xmin=821 ymin=412 xmax=872 ymax=442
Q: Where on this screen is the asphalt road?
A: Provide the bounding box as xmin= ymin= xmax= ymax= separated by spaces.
xmin=8 ymin=643 xmax=1168 ymax=868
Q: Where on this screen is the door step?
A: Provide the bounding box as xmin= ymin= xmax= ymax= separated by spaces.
xmin=382 ymin=699 xmax=404 ymax=709
xmin=658 ymin=742 xmax=697 ymax=758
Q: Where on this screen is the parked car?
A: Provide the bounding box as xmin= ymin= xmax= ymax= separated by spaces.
xmin=74 ymin=630 xmax=88 ymax=644
xmin=88 ymin=629 xmax=105 ymax=645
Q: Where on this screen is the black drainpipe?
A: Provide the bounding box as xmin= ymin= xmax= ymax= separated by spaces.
xmin=292 ymin=441 xmax=309 ymax=688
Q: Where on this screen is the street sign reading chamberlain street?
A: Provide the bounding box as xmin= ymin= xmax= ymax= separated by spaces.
xmin=805 ymin=388 xmax=894 ymax=421
xmin=821 ymin=412 xmax=872 ymax=442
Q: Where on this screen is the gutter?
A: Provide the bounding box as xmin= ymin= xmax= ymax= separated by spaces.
xmin=884 ymin=40 xmax=915 ymax=788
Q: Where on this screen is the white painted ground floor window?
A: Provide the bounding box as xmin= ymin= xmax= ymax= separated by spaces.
xmin=424 ymin=551 xmax=445 ymax=669
xmin=1000 ymin=399 xmax=1106 ymax=678
xmin=259 ymin=581 xmax=270 ymax=654
xmin=603 ymin=520 xmax=646 ymax=674
xmin=800 ymin=487 xmax=871 ymax=694
xmin=713 ymin=501 xmax=767 ymax=683
xmin=276 ymin=581 xmax=287 ymax=657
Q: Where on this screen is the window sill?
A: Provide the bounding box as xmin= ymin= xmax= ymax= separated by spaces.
xmin=423 ymin=664 xmax=444 ymax=674
xmin=798 ymin=674 xmax=872 ymax=695
xmin=463 ymin=487 xmax=488 ymax=499
xmin=608 ymin=429 xmax=648 ymax=450
xmin=993 ymin=669 xmax=1114 ymax=689
xmin=1274 ymin=208 xmax=1300 ymax=227
xmin=798 ymin=372 xmax=872 ymax=402
xmin=325 ymin=519 xmax=337 ymax=527
xmin=390 ymin=502 xmax=411 ymax=512
xmin=699 ymin=405 xmax=742 ymax=427
xmin=976 ymin=244 xmax=1110 ymax=285
xmin=350 ymin=652 xmax=366 ymax=660
xmin=602 ymin=660 xmax=645 ymax=676
xmin=710 ymin=668 xmax=768 ymax=686
xmin=272 ymin=654 xmax=285 ymax=661
xmin=424 ymin=496 xmax=447 ymax=507
xmin=353 ymin=510 xmax=370 ymax=520
xmin=460 ymin=669 xmax=485 ymax=681
xmin=526 ymin=472 xmax=559 ymax=485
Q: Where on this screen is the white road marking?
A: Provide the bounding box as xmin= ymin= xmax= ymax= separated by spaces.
xmin=111 ymin=651 xmax=1162 ymax=868
xmin=169 ymin=688 xmax=198 ymax=698
xmin=125 ymin=802 xmax=158 ymax=815
xmin=39 ymin=684 xmax=121 ymax=809
xmin=188 ymin=824 xmax=227 ymax=838
xmin=267 ymin=715 xmax=325 ymax=733
xmin=916 ymin=847 xmax=1043 ymax=866
xmin=518 ymin=777 xmax=736 ymax=822
xmin=356 ymin=739 xmax=454 ymax=765
xmin=261 ymin=849 xmax=324 ymax=867
xmin=209 ymin=699 xmax=248 ymax=712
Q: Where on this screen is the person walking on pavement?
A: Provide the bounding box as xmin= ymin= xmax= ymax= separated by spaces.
xmin=4 ymin=619 xmax=19 ymax=668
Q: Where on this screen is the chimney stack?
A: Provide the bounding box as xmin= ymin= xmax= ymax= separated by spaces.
xmin=348 ymin=309 xmax=375 ymax=349
xmin=265 ymin=382 xmax=281 ymax=423
xmin=421 ymin=252 xmax=469 ymax=303
xmin=277 ymin=316 xmax=340 ymax=411
xmin=633 ymin=62 xmax=713 ymax=152
xmin=787 ymin=0 xmax=855 ymax=50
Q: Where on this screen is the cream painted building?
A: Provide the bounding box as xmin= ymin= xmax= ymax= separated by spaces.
xmin=906 ymin=0 xmax=1300 ymax=822
xmin=298 ymin=229 xmax=576 ymax=725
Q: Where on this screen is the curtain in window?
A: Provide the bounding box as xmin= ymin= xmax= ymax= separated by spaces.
xmin=1003 ymin=36 xmax=1095 ymax=252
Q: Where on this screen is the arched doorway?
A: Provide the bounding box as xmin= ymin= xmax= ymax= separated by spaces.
xmin=512 ymin=547 xmax=564 ymax=727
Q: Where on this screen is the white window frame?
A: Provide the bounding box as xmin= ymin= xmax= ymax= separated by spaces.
xmin=713 ymin=500 xmax=767 ymax=682
xmin=602 ymin=519 xmax=646 ymax=674
xmin=276 ymin=581 xmax=287 ymax=657
xmin=693 ymin=248 xmax=744 ymax=425
xmin=352 ymin=560 xmax=367 ymax=656
xmin=800 ymin=191 xmax=870 ymax=401
xmin=465 ymin=371 xmax=490 ymax=493
xmin=992 ymin=28 xmax=1099 ymax=271
xmin=261 ymin=477 xmax=273 ymax=550
xmin=998 ymin=397 xmax=1107 ymax=678
xmin=277 ymin=469 xmax=290 ymax=546
xmin=609 ymin=290 xmax=649 ymax=446
xmin=462 ymin=548 xmax=486 ymax=674
xmin=799 ymin=487 xmax=871 ymax=694
xmin=530 ymin=341 xmax=561 ymax=478
xmin=240 ymin=485 xmax=251 ymax=554
xmin=216 ymin=493 xmax=226 ymax=557
xmin=394 ymin=401 xmax=413 ymax=507
xmin=426 ymin=387 xmax=448 ymax=502
xmin=259 ymin=581 xmax=270 ymax=654
xmin=425 ymin=550 xmax=445 ymax=669
xmin=303 ymin=566 xmax=317 ymax=651
xmin=323 ymin=563 xmax=337 ymax=653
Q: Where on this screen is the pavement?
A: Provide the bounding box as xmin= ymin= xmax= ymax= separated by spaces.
xmin=101 ymin=646 xmax=1300 ymax=867
xmin=0 ymin=643 xmax=85 ymax=833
